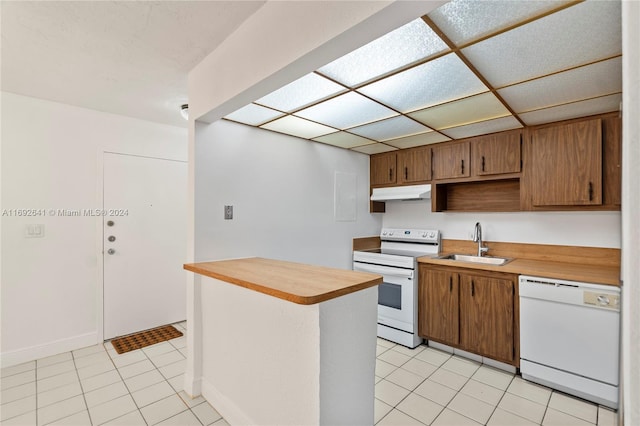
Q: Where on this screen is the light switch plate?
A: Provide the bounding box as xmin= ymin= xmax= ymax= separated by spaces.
xmin=224 ymin=205 xmax=233 ymax=220
xmin=25 ymin=224 xmax=45 ymax=238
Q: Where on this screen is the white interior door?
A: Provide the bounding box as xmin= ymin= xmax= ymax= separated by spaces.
xmin=103 ymin=152 xmax=187 ymax=340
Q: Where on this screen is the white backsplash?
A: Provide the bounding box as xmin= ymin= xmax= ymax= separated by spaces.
xmin=381 ymin=199 xmax=621 ymax=248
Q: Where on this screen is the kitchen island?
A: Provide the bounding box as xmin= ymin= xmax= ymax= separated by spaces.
xmin=183 ymin=257 xmax=382 ymax=426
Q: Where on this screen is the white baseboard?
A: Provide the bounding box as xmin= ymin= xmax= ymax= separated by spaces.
xmin=1 ymin=332 xmax=98 ymax=368
xmin=201 ymin=377 xmax=254 ymax=425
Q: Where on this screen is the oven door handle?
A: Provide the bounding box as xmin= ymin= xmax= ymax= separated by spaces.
xmin=353 ymin=263 xmax=413 ymax=279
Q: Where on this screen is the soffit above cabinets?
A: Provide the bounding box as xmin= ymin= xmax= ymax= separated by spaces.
xmin=224 ymin=0 xmax=622 ymax=154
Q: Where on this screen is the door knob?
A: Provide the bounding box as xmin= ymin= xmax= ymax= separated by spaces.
xmin=108 ymin=236 xmax=116 ymax=242
xmin=107 ymin=248 xmax=116 ymax=255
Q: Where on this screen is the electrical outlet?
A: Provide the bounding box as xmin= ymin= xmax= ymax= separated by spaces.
xmin=25 ymin=224 xmax=45 ymax=238
xmin=224 ymin=205 xmax=233 ymax=220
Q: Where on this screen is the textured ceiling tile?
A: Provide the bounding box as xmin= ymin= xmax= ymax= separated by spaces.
xmin=260 ymin=116 xmax=336 ymax=140
xmin=519 ymin=94 xmax=622 ymax=126
xmin=351 ymin=143 xmax=398 ymax=155
xmin=462 ymin=1 xmax=621 ymax=88
xmin=358 ymin=53 xmax=487 ymax=113
xmin=441 ymin=116 xmax=522 ymax=139
xmin=385 ymin=132 xmax=451 ymax=149
xmin=294 ymin=92 xmax=397 ymax=130
xmin=348 ymin=116 xmax=431 ymax=142
xmin=255 ymin=73 xmax=346 ymax=112
xmin=224 ymin=103 xmax=284 ymax=126
xmin=428 ymin=0 xmax=572 ymax=45
xmin=409 ymin=92 xmax=510 ymax=130
xmin=313 ymin=132 xmax=375 ymax=149
xmin=318 ymin=18 xmax=449 ymax=87
xmin=498 ymin=57 xmax=622 ymax=113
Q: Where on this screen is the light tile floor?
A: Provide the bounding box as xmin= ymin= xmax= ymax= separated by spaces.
xmin=373 ymin=338 xmax=618 ymax=426
xmin=1 ymin=323 xmax=619 ymax=426
xmin=1 ymin=322 xmax=226 ymax=426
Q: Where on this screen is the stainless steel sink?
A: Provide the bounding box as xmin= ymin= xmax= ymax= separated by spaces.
xmin=438 ymin=254 xmax=512 ymax=266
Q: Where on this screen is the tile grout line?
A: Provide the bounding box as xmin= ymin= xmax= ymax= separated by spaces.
xmin=71 ymin=345 xmax=96 ymax=426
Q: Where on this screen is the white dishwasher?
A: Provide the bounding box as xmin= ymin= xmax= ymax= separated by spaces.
xmin=519 ymin=275 xmax=620 ymax=409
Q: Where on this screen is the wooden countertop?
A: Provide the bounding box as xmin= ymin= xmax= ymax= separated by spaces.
xmin=184 ymin=257 xmax=382 ymax=305
xmin=417 ymin=256 xmax=620 ymax=286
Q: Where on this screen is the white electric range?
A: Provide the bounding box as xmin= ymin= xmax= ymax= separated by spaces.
xmin=353 ymin=228 xmax=441 ymax=348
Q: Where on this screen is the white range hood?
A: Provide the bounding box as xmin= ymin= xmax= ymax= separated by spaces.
xmin=370 ymin=184 xmax=431 ymax=201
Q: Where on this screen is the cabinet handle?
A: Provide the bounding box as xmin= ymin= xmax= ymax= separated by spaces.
xmin=405 ymin=167 xmax=408 ymax=180
xmin=389 ymin=168 xmax=393 ymax=180
xmin=588 ymin=182 xmax=593 ymax=201
xmin=471 ymin=280 xmax=475 ymax=297
xmin=481 ymin=156 xmax=485 ymax=172
xmin=461 ymin=159 xmax=465 ymax=174
xmin=449 ymin=276 xmax=453 ymax=292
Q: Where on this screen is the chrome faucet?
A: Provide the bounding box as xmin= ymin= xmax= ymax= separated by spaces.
xmin=473 ymin=222 xmax=489 ymax=257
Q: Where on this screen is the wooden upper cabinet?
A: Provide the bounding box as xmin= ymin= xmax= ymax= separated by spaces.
xmin=603 ymin=116 xmax=622 ymax=206
xmin=459 ymin=274 xmax=515 ymax=363
xmin=530 ymin=119 xmax=602 ymax=206
xmin=370 ymin=152 xmax=397 ymax=186
xmin=432 ymin=141 xmax=470 ymax=180
xmin=418 ymin=267 xmax=459 ymax=345
xmin=472 ymin=131 xmax=521 ymax=177
xmin=399 ymin=146 xmax=431 ymax=184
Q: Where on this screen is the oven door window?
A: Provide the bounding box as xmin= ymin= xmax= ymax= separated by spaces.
xmin=379 ymin=282 xmax=402 ymax=310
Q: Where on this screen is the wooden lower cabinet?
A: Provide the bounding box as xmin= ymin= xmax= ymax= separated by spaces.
xmin=419 ymin=265 xmax=518 ymax=366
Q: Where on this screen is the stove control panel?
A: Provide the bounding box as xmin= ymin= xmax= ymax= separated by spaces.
xmin=380 ymin=228 xmax=440 ymax=243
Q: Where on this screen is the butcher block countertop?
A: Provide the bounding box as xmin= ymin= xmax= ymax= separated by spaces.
xmin=184 ymin=257 xmax=382 ymax=305
xmin=416 ymin=239 xmax=621 ymax=286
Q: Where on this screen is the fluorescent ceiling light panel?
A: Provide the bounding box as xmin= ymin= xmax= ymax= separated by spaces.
xmin=429 ymin=0 xmax=571 ymax=46
xmin=351 ymin=143 xmax=398 ymax=155
xmin=349 ymin=116 xmax=431 ymax=142
xmin=294 ymin=92 xmax=397 ymax=130
xmin=313 ymin=132 xmax=375 ymax=149
xmin=498 ymin=57 xmax=622 ymax=113
xmin=358 ymin=53 xmax=487 ymax=113
xmin=462 ymin=1 xmax=622 ymax=88
xmin=255 ymin=73 xmax=346 ymax=112
xmin=224 ymin=103 xmax=284 ymax=126
xmin=409 ymin=92 xmax=510 ymax=130
xmin=441 ymin=116 xmax=522 ymax=139
xmin=318 ymin=18 xmax=449 ymax=88
xmin=385 ymin=132 xmax=451 ymax=149
xmin=519 ymin=94 xmax=622 ymax=126
xmin=260 ymin=116 xmax=336 ymax=140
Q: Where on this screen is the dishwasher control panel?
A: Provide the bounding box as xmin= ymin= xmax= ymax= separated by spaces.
xmin=584 ymin=291 xmax=620 ymax=310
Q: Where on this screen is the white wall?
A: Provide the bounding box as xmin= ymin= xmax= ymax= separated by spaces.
xmin=0 ymin=92 xmax=187 ymax=366
xmin=194 ymin=120 xmax=380 ymax=269
xmin=382 ymin=201 xmax=621 ymax=248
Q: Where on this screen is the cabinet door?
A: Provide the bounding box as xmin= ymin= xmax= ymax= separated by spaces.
xmin=472 ymin=131 xmax=521 ymax=176
xmin=370 ymin=152 xmax=397 ymax=186
xmin=399 ymin=146 xmax=431 ymax=184
xmin=530 ymin=119 xmax=602 ymax=206
xmin=459 ymin=274 xmax=514 ymax=362
xmin=432 ymin=142 xmax=470 ymax=180
xmin=419 ymin=267 xmax=459 ymax=345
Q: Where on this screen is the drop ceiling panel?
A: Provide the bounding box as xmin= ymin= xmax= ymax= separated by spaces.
xmin=348 ymin=116 xmax=431 ymax=142
xmin=294 ymin=92 xmax=397 ymax=130
xmin=224 ymin=103 xmax=284 ymax=126
xmin=255 ymin=73 xmax=346 ymax=112
xmin=462 ymin=1 xmax=622 ymax=88
xmin=358 ymin=53 xmax=488 ymax=113
xmin=351 ymin=143 xmax=398 ymax=155
xmin=519 ymin=94 xmax=622 ymax=126
xmin=318 ymin=18 xmax=449 ymax=88
xmin=313 ymin=132 xmax=375 ymax=149
xmin=409 ymin=92 xmax=510 ymax=130
xmin=498 ymin=57 xmax=622 ymax=113
xmin=385 ymin=132 xmax=451 ymax=149
xmin=428 ymin=0 xmax=572 ymax=46
xmin=260 ymin=116 xmax=336 ymax=140
xmin=441 ymin=116 xmax=522 ymax=140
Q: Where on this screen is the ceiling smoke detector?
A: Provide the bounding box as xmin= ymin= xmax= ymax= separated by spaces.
xmin=180 ymin=104 xmax=189 ymax=121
